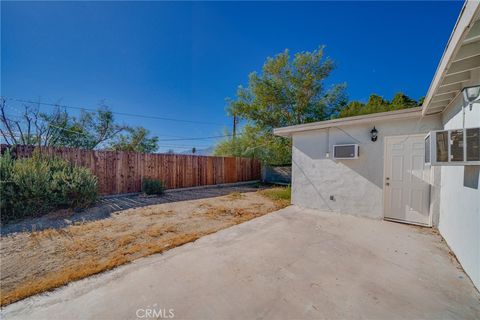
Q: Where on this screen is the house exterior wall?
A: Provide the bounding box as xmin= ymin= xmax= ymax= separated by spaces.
xmin=438 ymin=90 xmax=480 ymax=290
xmin=291 ymin=114 xmax=442 ymax=219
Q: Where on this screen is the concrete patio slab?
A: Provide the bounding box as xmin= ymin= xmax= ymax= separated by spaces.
xmin=2 ymin=206 xmax=479 ymax=320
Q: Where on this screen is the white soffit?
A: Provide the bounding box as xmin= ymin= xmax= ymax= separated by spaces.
xmin=422 ymin=1 xmax=480 ymax=115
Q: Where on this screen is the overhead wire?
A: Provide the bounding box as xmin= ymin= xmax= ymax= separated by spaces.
xmin=158 ymin=134 xmax=233 ymax=141
xmin=1 ymin=96 xmax=248 ymax=153
xmin=1 ymin=112 xmax=213 ymax=149
xmin=1 ymin=100 xmax=240 ymax=144
xmin=2 ymin=96 xmax=225 ymax=126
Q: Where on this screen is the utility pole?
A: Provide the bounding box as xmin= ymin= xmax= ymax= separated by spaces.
xmin=233 ymin=113 xmax=238 ymax=155
xmin=233 ymin=114 xmax=237 ymax=138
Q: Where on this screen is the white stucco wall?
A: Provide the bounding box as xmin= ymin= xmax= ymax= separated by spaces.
xmin=291 ymin=114 xmax=442 ymax=219
xmin=438 ymin=92 xmax=480 ymax=290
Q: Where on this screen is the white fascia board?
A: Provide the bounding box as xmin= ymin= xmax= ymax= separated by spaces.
xmin=273 ymin=107 xmax=423 ymax=137
xmin=422 ymin=1 xmax=480 ymax=116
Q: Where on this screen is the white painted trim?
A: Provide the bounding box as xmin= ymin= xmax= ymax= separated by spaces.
xmin=422 ymin=1 xmax=480 ymax=115
xmin=274 ymin=107 xmax=425 ymax=137
xmin=427 ymin=128 xmax=480 ymax=166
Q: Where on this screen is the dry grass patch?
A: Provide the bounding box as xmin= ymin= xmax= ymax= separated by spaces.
xmin=64 ymin=238 xmax=99 ymax=256
xmin=225 ymin=192 xmax=244 ymax=200
xmin=0 ymin=188 xmax=288 ymax=306
xmin=259 ymin=186 xmax=291 ymax=209
xmin=116 ymin=235 xmax=136 ymax=247
xmin=146 ymin=225 xmax=164 ymax=237
xmin=145 ymin=225 xmax=177 ymax=238
xmin=140 ymin=209 xmax=174 ymax=217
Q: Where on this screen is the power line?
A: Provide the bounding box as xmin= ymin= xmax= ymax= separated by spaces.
xmin=0 ymin=131 xmax=211 ymax=149
xmin=158 ymin=134 xmax=232 ymax=141
xmin=3 ymin=111 xmax=237 ymax=142
xmin=1 ymin=110 xmax=203 ymax=141
xmin=1 ymin=110 xmax=92 ymax=137
xmin=4 ymin=113 xmax=233 ymax=142
xmin=1 ymin=111 xmax=214 ymax=151
xmin=0 ymin=126 xmax=210 ymax=147
xmin=1 ymin=113 xmax=212 ymax=148
xmin=157 ymin=144 xmax=210 ymax=149
xmin=156 ymin=142 xmax=211 ymax=147
xmin=0 ymin=135 xmax=209 ymax=150
xmin=2 ymin=106 xmax=235 ymax=145
xmin=2 ymin=108 xmax=213 ymax=140
xmin=155 ymin=134 xmax=196 ymax=138
xmin=2 ymin=96 xmax=225 ymax=126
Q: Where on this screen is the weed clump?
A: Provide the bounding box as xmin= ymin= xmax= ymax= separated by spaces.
xmin=141 ymin=178 xmax=165 ymax=195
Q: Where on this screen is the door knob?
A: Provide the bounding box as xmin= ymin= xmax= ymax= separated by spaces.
xmin=386 ymin=182 xmax=390 ymax=186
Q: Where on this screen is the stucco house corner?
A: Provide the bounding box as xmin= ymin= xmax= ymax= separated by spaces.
xmin=274 ymin=0 xmax=480 ymax=290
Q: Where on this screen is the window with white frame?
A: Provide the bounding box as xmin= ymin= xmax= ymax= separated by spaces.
xmin=425 ymin=127 xmax=480 ymax=165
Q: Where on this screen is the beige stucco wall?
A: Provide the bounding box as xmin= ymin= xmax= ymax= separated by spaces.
xmin=291 ymin=114 xmax=442 ymax=219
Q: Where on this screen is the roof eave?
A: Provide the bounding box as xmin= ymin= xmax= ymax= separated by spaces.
xmin=273 ymin=107 xmax=423 ymax=137
xmin=422 ymin=1 xmax=480 ymax=116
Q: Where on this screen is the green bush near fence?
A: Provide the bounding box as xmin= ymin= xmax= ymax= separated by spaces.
xmin=260 ymin=185 xmax=291 ymax=201
xmin=0 ymin=150 xmax=98 ymax=223
xmin=141 ymin=178 xmax=165 ymax=195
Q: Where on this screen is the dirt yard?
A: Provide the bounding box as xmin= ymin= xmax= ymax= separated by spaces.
xmin=0 ymin=187 xmax=289 ymax=306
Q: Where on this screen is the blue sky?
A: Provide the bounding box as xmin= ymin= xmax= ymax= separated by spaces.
xmin=1 ymin=1 xmax=462 ymax=152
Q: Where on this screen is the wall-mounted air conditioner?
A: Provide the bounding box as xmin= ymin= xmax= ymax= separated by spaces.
xmin=333 ymin=144 xmax=359 ymax=159
xmin=425 ymin=127 xmax=480 ymax=165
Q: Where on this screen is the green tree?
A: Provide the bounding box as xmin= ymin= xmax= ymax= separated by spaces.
xmin=51 ymin=106 xmax=127 ymax=149
xmin=0 ymin=99 xmax=127 ymax=149
xmin=214 ymin=126 xmax=292 ymax=165
xmin=109 ymin=127 xmax=158 ymax=153
xmin=364 ymin=94 xmax=389 ymax=114
xmin=215 ymin=47 xmax=347 ymax=164
xmin=390 ymin=92 xmax=418 ymax=110
xmin=338 ymin=92 xmax=421 ymax=118
xmin=338 ymin=101 xmax=363 ymax=118
xmin=0 ymin=99 xmax=158 ymax=151
xmin=418 ymin=96 xmax=425 ymax=106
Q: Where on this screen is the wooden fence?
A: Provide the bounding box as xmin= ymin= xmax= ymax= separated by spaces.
xmin=2 ymin=145 xmax=261 ymax=196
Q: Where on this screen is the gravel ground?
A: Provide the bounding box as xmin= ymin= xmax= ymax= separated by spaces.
xmin=1 ymin=183 xmax=265 ymax=236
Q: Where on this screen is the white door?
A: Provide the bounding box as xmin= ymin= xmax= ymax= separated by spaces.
xmin=384 ymin=134 xmax=431 ymax=226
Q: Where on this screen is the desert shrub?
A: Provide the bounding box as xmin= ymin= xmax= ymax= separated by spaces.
xmin=141 ymin=178 xmax=165 ymax=195
xmin=0 ymin=150 xmax=97 ymax=222
xmin=49 ymin=160 xmax=98 ymax=208
xmin=0 ymin=150 xmax=17 ymax=218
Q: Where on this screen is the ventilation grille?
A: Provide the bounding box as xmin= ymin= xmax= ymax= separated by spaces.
xmin=333 ymin=144 xmax=359 ymax=159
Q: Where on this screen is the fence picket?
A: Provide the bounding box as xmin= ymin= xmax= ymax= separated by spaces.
xmin=0 ymin=145 xmax=261 ymax=195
